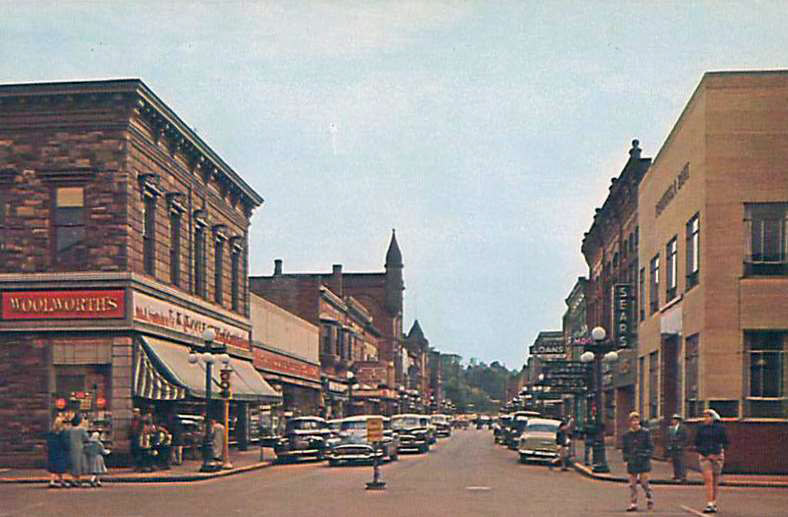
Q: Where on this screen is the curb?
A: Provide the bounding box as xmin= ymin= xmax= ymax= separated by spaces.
xmin=571 ymin=462 xmax=788 ymax=489
xmin=0 ymin=460 xmax=274 ymax=485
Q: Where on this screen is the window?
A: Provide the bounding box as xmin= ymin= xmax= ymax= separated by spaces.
xmin=214 ymin=237 xmax=224 ymax=305
xmin=649 ymin=351 xmax=659 ymax=419
xmin=747 ymin=331 xmax=785 ymax=399
xmin=639 ymin=268 xmax=645 ymax=321
xmin=194 ymin=225 xmax=206 ymax=297
xmin=322 ymin=325 xmax=334 ymax=354
xmin=685 ymin=334 xmax=701 ymax=418
xmin=745 ymin=203 xmax=788 ymax=276
xmin=143 ymin=194 xmax=156 ymax=276
xmin=0 ymin=191 xmax=6 ymax=251
xmin=231 ymin=246 xmax=240 ymax=311
xmin=170 ymin=211 xmax=181 ymax=287
xmin=666 ymin=237 xmax=677 ymax=301
xmin=649 ymin=255 xmax=660 ymax=314
xmin=686 ymin=214 xmax=700 ymax=289
xmin=54 ymin=187 xmax=85 ymax=264
xmin=638 ymin=356 xmax=645 ymax=416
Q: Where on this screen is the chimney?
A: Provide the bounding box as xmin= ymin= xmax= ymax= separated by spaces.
xmin=332 ymin=264 xmax=343 ymax=296
xmin=274 ymin=259 xmax=282 ymax=276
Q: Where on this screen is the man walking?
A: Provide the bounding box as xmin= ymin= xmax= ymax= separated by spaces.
xmin=668 ymin=414 xmax=688 ymax=482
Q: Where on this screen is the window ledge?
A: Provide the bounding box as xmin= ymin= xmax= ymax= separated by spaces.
xmin=660 ymin=293 xmax=684 ymax=313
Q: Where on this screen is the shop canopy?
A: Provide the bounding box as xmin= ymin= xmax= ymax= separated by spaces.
xmin=135 ymin=336 xmax=281 ymax=403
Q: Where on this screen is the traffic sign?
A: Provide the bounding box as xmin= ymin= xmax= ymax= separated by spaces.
xmin=367 ymin=417 xmax=384 ymax=443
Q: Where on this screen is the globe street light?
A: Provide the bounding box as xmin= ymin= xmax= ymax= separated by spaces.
xmin=580 ymin=326 xmax=618 ymax=473
xmin=346 ymin=370 xmax=357 ymax=417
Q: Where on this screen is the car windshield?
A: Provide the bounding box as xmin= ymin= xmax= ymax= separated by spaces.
xmin=391 ymin=417 xmax=420 ymax=429
xmin=340 ymin=421 xmax=368 ymax=431
xmin=286 ymin=419 xmax=323 ymax=432
xmin=527 ymin=423 xmax=559 ymax=433
xmin=420 ymin=418 xmax=430 ymax=426
xmin=432 ymin=416 xmax=448 ymax=424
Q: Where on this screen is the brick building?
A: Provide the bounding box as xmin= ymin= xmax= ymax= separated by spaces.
xmin=581 ymin=140 xmax=651 ymax=445
xmin=0 ymin=79 xmax=278 ymax=467
xmin=637 ymin=71 xmax=788 ymax=473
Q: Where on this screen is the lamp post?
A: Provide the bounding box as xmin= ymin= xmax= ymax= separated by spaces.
xmin=579 ymin=326 xmax=619 ymax=474
xmin=398 ymin=386 xmax=406 ymax=414
xmin=188 ymin=327 xmax=230 ymax=472
xmin=346 ymin=371 xmax=357 ymax=418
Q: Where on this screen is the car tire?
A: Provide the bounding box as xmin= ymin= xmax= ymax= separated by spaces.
xmin=419 ymin=444 xmax=428 ymax=454
xmin=519 ymin=455 xmax=529 ymax=464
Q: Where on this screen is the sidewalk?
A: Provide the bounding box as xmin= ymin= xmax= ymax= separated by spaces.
xmin=0 ymin=447 xmax=276 ymax=484
xmin=572 ymin=444 xmax=788 ymax=488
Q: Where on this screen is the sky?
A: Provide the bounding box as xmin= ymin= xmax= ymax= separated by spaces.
xmin=2 ymin=1 xmax=787 ymax=370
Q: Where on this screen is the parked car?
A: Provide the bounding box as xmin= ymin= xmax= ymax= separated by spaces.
xmin=326 ymin=418 xmax=344 ymax=450
xmin=273 ymin=416 xmax=331 ymax=462
xmin=391 ymin=414 xmax=432 ymax=453
xmin=518 ymin=417 xmax=561 ymax=464
xmin=493 ymin=414 xmax=510 ymax=445
xmin=431 ymin=414 xmax=452 ymax=438
xmin=506 ymin=411 xmax=540 ymax=450
xmin=328 ymin=415 xmax=399 ymax=466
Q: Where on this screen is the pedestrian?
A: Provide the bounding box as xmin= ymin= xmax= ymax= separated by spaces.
xmin=138 ymin=421 xmax=155 ymax=473
xmin=211 ymin=418 xmax=226 ymax=465
xmin=153 ymin=422 xmax=172 ymax=470
xmin=129 ymin=408 xmax=143 ymax=472
xmin=65 ymin=414 xmax=90 ymax=487
xmin=694 ymin=408 xmax=729 ymax=514
xmin=622 ymin=411 xmax=654 ymax=512
xmin=668 ymin=414 xmax=689 ymax=482
xmin=46 ymin=414 xmax=70 ymax=488
xmin=551 ymin=421 xmax=570 ymax=471
xmin=83 ymin=431 xmax=110 ymax=487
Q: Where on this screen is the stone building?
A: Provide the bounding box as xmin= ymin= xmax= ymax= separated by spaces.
xmin=561 ymin=277 xmax=589 ymax=430
xmin=637 ymin=71 xmax=788 ymax=473
xmin=0 ymin=79 xmax=278 ymax=467
xmin=581 ymin=140 xmax=651 ymax=445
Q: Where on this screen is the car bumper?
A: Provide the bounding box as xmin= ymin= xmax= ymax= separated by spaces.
xmin=275 ymin=448 xmax=322 ymax=458
xmin=518 ymin=449 xmax=558 ymax=460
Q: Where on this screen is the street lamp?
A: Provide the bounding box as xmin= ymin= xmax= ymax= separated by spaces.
xmin=398 ymin=386 xmax=406 ymax=414
xmin=346 ymin=371 xmax=357 ymax=417
xmin=188 ymin=327 xmax=230 ymax=472
xmin=579 ymin=326 xmax=618 ymax=473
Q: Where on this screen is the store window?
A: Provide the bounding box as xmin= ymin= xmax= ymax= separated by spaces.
xmin=53 ymin=186 xmax=86 ymax=265
xmin=745 ymin=203 xmax=788 ymax=276
xmin=666 ymin=236 xmax=677 ymax=301
xmin=649 ymin=255 xmax=660 ymax=314
xmin=747 ymin=331 xmax=785 ymax=417
xmin=685 ymin=334 xmax=702 ymax=418
xmin=649 ymin=351 xmax=658 ymax=419
xmin=686 ymin=213 xmax=700 ymax=289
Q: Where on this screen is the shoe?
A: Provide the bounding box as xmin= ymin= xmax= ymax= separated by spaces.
xmin=626 ymin=504 xmax=638 ymax=512
xmin=702 ymin=503 xmax=717 ymax=513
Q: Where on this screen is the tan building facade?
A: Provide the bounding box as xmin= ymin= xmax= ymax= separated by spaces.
xmin=637 ymin=71 xmax=788 ymax=473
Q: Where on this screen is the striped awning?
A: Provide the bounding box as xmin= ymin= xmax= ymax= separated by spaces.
xmin=133 ymin=341 xmax=187 ymax=400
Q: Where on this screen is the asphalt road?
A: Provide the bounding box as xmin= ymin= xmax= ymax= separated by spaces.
xmin=2 ymin=429 xmax=787 ymax=517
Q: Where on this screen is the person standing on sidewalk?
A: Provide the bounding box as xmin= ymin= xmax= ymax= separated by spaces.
xmin=83 ymin=431 xmax=110 ymax=487
xmin=622 ymin=411 xmax=654 ymax=512
xmin=65 ymin=414 xmax=90 ymax=487
xmin=695 ymin=409 xmax=729 ymax=514
xmin=668 ymin=414 xmax=689 ymax=482
xmin=46 ymin=414 xmax=69 ymax=488
xmin=551 ymin=421 xmax=570 ymax=471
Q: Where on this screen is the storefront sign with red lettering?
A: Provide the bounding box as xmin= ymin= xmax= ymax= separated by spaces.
xmin=253 ymin=347 xmax=320 ymax=381
xmin=1 ymin=290 xmax=125 ymax=320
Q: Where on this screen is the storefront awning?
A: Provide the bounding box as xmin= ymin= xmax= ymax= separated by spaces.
xmin=138 ymin=336 xmax=281 ymax=403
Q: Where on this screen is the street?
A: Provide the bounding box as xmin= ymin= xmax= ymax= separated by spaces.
xmin=1 ymin=430 xmax=786 ymax=517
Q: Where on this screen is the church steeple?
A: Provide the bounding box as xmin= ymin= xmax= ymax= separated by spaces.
xmin=384 ymin=229 xmax=404 ymax=316
xmin=385 ymin=229 xmax=403 ymax=268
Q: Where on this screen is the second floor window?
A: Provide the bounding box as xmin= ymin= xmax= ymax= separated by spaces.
xmin=214 ymin=237 xmax=224 ymax=305
xmin=231 ymin=246 xmax=240 ymax=311
xmin=54 ymin=187 xmax=85 ymax=265
xmin=666 ymin=237 xmax=677 ymax=301
xmin=649 ymin=255 xmax=660 ymax=314
xmin=143 ymin=195 xmax=156 ymax=276
xmin=194 ymin=226 xmax=206 ymax=297
xmin=170 ymin=211 xmax=181 ymax=287
xmin=745 ymin=203 xmax=787 ymax=276
xmin=0 ymin=191 xmax=6 ymax=252
xmin=686 ymin=214 xmax=700 ymax=289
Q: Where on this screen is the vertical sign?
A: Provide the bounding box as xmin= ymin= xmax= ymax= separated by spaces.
xmin=613 ymin=284 xmax=633 ymax=348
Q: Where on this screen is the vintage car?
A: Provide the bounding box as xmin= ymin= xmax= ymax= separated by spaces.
xmin=518 ymin=417 xmax=561 ymax=464
xmin=493 ymin=414 xmax=511 ymax=444
xmin=328 ymin=415 xmax=399 ymax=466
xmin=325 ymin=418 xmax=344 ymax=450
xmin=431 ymin=414 xmax=452 ymax=438
xmin=273 ymin=416 xmax=332 ymax=462
xmin=392 ymin=414 xmax=432 ymax=453
xmin=506 ymin=411 xmax=541 ymax=450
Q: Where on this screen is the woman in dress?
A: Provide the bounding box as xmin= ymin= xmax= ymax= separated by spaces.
xmin=83 ymin=431 xmax=110 ymax=487
xmin=66 ymin=414 xmax=90 ymax=487
xmin=46 ymin=415 xmax=69 ymax=488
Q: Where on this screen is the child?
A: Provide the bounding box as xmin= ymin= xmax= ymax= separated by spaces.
xmin=622 ymin=412 xmax=654 ymax=512
xmin=83 ymin=432 xmax=110 ymax=487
